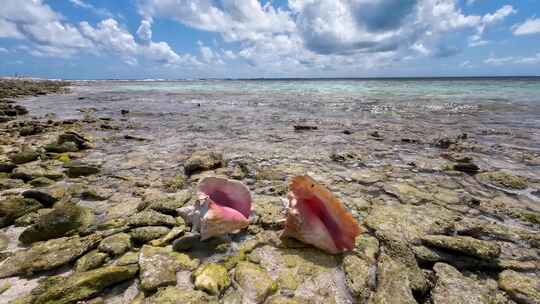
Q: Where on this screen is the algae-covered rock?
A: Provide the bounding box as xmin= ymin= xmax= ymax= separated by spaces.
xmin=22 ymin=188 xmax=63 ymax=207
xmin=365 ymin=203 xmax=458 ymax=244
xmin=14 ymin=208 xmax=53 ymax=227
xmin=193 ymin=263 xmax=230 ymax=295
xmin=354 ymin=234 xmax=380 ymax=264
xmin=0 ymin=234 xmax=101 ymax=278
xmin=184 ymin=150 xmax=224 ymax=175
xmin=0 ymin=197 xmax=42 ymax=228
xmin=28 ymin=177 xmax=55 ymax=187
xmin=431 ymin=263 xmax=502 ymax=304
xmin=383 ymin=182 xmax=433 ymax=205
xmin=145 ymin=190 xmax=191 ymax=214
xmin=64 ymin=161 xmax=100 ymax=177
xmin=253 ymin=195 xmax=285 ymax=229
xmin=130 ymin=226 xmax=171 ymax=243
xmin=19 ymin=203 xmax=95 ymax=244
xmin=58 ymin=132 xmax=92 ymax=150
xmin=477 ymin=171 xmax=528 ymax=190
xmin=142 ymin=287 xmax=218 ymax=304
xmin=343 ymin=254 xmax=371 ymax=302
xmin=421 ymin=235 xmax=501 ymax=260
xmin=44 ymin=141 xmax=79 ymax=153
xmin=8 ymin=149 xmax=39 ymax=164
xmin=266 ymin=296 xmax=303 ymax=304
xmin=498 ymin=270 xmax=540 ymax=304
xmin=150 ymin=226 xmax=185 ymax=247
xmin=138 ymin=245 xmax=179 ymax=291
xmin=128 ymin=210 xmax=176 ymax=227
xmin=235 ymin=261 xmax=276 ymax=303
xmin=368 ymin=253 xmax=417 ymax=304
xmin=98 ymin=233 xmax=132 ymax=256
xmin=24 ymin=264 xmax=138 ymax=304
xmin=75 ymin=250 xmax=109 ymax=272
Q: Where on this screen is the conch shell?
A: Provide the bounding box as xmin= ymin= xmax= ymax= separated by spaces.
xmin=283 ymin=175 xmax=361 ymax=254
xmin=178 ymin=177 xmax=252 ymax=240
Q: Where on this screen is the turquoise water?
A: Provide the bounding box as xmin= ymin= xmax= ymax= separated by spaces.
xmin=107 ymin=78 xmax=540 ymax=104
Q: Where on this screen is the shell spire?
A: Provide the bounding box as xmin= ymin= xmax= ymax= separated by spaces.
xmin=283 ymin=175 xmax=361 ymax=254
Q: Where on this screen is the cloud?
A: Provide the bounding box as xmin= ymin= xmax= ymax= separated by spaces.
xmin=136 ymin=19 xmax=153 ymax=42
xmin=484 ymin=53 xmax=540 ymax=65
xmin=69 ymin=0 xmax=114 ymax=18
xmin=513 ymin=18 xmax=540 ymax=35
xmin=0 ymin=47 xmax=8 ymax=53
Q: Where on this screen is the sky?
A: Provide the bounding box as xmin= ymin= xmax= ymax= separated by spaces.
xmin=0 ymin=0 xmax=539 ymax=79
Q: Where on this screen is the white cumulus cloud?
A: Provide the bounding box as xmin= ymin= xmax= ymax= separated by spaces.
xmin=513 ymin=18 xmax=540 ymax=35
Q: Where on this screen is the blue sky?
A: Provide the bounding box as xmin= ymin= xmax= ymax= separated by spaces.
xmin=0 ymin=0 xmax=539 ymax=79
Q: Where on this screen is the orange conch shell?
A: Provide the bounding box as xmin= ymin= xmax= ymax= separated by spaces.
xmin=283 ymin=175 xmax=361 ymax=254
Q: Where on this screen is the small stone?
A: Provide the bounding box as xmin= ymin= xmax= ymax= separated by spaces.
xmin=98 ymin=233 xmax=132 ymax=256
xmin=184 ymin=150 xmax=224 ymax=175
xmin=14 ymin=208 xmax=54 ymax=227
xmin=130 ymin=226 xmax=171 ymax=243
xmin=146 ymin=190 xmax=191 ymax=214
xmin=235 ymin=261 xmax=276 ymax=303
xmin=193 ymin=263 xmax=230 ymax=295
xmin=0 ymin=162 xmax=16 ymax=173
xmin=22 ymin=189 xmax=62 ymax=207
xmin=58 ymin=131 xmax=92 ymax=149
xmin=8 ymin=149 xmax=39 ymax=164
xmin=44 ymin=141 xmax=79 ymax=153
xmin=0 ymin=232 xmax=8 ymax=250
xmin=421 ymin=235 xmax=501 ymax=260
xmin=498 ymin=270 xmax=540 ymax=304
xmin=150 ymin=226 xmax=185 ymax=247
xmin=452 ymin=162 xmax=480 ymax=174
xmin=75 ymin=250 xmax=108 ymax=272
xmin=28 ymin=176 xmax=56 ymax=187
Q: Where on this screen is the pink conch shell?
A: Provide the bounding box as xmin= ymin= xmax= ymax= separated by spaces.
xmin=193 ymin=177 xmax=252 ymax=240
xmin=283 ymin=175 xmax=361 ymax=254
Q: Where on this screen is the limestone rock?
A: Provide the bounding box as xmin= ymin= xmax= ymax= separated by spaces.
xmin=184 ymin=151 xmax=224 ymax=175
xmin=234 ymin=261 xmax=277 ymax=303
xmin=498 ymin=270 xmax=540 ymax=304
xmin=8 ymin=149 xmax=39 ymax=165
xmin=0 ymin=234 xmax=102 ymax=278
xmin=64 ymin=161 xmax=100 ymax=177
xmin=368 ymin=253 xmax=417 ymax=304
xmin=128 ymin=210 xmax=176 ymax=227
xmin=138 ymin=246 xmax=178 ymax=291
xmin=421 ymin=235 xmax=501 ymax=260
xmin=75 ymin=250 xmax=109 ymax=272
xmin=0 ymin=197 xmax=42 ymax=228
xmin=343 ymin=254 xmax=371 ymax=301
xmin=193 ymin=263 xmax=230 ymax=295
xmin=98 ymin=233 xmax=132 ymax=256
xmin=19 ymin=204 xmax=95 ymax=244
xmin=477 ymin=171 xmax=528 ymax=190
xmin=130 ymin=226 xmax=171 ymax=243
xmin=143 ymin=287 xmax=218 ymax=304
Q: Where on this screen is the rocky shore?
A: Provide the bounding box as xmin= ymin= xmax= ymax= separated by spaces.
xmin=0 ymin=79 xmax=539 ymax=304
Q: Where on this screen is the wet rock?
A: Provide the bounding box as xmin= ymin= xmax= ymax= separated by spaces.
xmin=253 ymin=196 xmax=285 ymax=229
xmin=0 ymin=178 xmax=25 ymax=190
xmin=28 ymin=176 xmax=56 ymax=187
xmin=193 ymin=263 xmax=230 ymax=295
xmin=498 ymin=270 xmax=540 ymax=304
xmin=10 ymin=164 xmax=64 ymax=182
xmin=421 ymin=235 xmax=501 ymax=260
xmin=163 ymin=174 xmax=186 ymax=192
xmin=0 ymin=162 xmax=16 ymax=173
xmin=452 ymin=162 xmax=480 ymax=174
xmin=8 ymin=149 xmax=39 ymax=164
xmin=235 ymin=261 xmax=276 ymax=303
xmin=365 ymin=203 xmax=458 ymax=244
xmin=0 ymin=234 xmax=102 ymax=278
xmin=44 ymin=141 xmax=79 ymax=153
xmin=22 ymin=264 xmax=138 ymax=304
xmin=130 ymin=226 xmax=171 ymax=243
xmin=128 ymin=209 xmax=177 ymax=227
xmin=64 ymin=161 xmax=100 ymax=177
xmin=0 ymin=232 xmax=8 ymax=250
xmin=172 ymin=232 xmax=200 ymax=251
xmin=351 ymin=169 xmax=385 ymax=185
xmin=14 ymin=208 xmax=54 ymax=227
xmin=75 ymin=250 xmax=109 ymax=272
xmin=184 ymin=150 xmax=224 ymax=175
xmin=142 ymin=287 xmax=218 ymax=304
xmin=58 ymin=131 xmax=92 ymax=150
xmin=383 ymin=182 xmax=433 ymax=205
xmin=368 ymin=253 xmax=417 ymax=304
xmin=81 ymin=186 xmax=113 ymax=201
xmin=431 ymin=263 xmax=502 ymax=304
xmin=354 ymin=234 xmax=380 ymax=264
xmin=138 ymin=245 xmax=178 ymax=291
xmin=343 ymin=254 xmax=371 ymax=302
xmin=98 ymin=233 xmax=132 ymax=256
xmin=19 ymin=204 xmax=95 ymax=244
xmin=0 ymin=197 xmax=43 ymax=228
xmin=294 ymin=125 xmax=318 ymax=131
xmin=22 ymin=189 xmax=62 ymax=207
xmin=477 ymin=171 xmax=528 ymax=190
